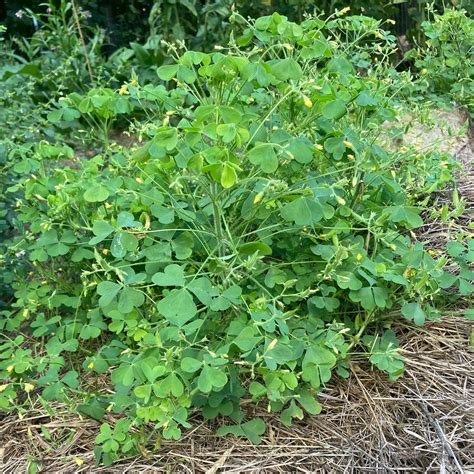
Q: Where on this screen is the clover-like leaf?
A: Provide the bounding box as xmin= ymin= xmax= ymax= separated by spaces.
xmin=401 ymin=302 xmax=426 ymax=326
xmin=97 ymin=281 xmax=121 ymax=307
xmin=157 ymin=288 xmax=197 ymax=327
xmin=248 ymin=143 xmax=278 ymax=173
xmin=152 ymin=264 xmax=186 ymax=287
xmin=217 ymin=418 xmax=266 ymax=445
xmin=281 ymin=197 xmax=334 ymax=226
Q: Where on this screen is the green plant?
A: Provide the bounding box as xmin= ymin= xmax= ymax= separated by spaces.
xmin=408 ymin=7 xmax=474 ymax=115
xmin=0 ymin=1 xmax=128 ymax=308
xmin=2 ymin=13 xmax=471 ymax=466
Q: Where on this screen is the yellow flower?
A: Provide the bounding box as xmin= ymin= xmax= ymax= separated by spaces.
xmin=162 ymin=116 xmax=170 ymax=126
xmin=339 ymin=6 xmax=350 ymax=15
xmin=336 ymin=196 xmax=346 ymax=206
xmin=314 ymin=144 xmax=323 ymax=151
xmin=130 ymin=79 xmax=138 ymax=87
xmin=74 ymin=458 xmax=85 ymax=466
xmin=6 ymin=365 xmax=14 ymax=373
xmin=40 ymin=280 xmax=48 ymax=285
xmin=283 ymin=43 xmax=294 ymax=52
xmin=136 ymin=177 xmax=144 ymax=184
xmin=166 ymin=110 xmax=175 ymax=116
xmin=267 ymin=338 xmax=278 ymax=351
xmin=387 ymin=19 xmax=396 ymax=25
xmin=119 ymin=84 xmax=129 ymax=96
xmin=343 ymin=140 xmax=353 ymax=149
xmin=102 ymin=249 xmax=109 ymax=256
xmin=24 ymin=383 xmax=34 ymax=393
xmin=303 ymin=96 xmax=313 ymax=108
xmin=375 ymin=31 xmax=384 ymax=39
xmin=352 ymin=177 xmax=358 ymax=187
xmin=409 ymin=269 xmax=417 ymax=277
xmin=0 ymin=384 xmax=8 ymax=392
xmin=87 ymin=362 xmax=94 ymax=369
xmin=104 ymin=202 xmax=112 ymax=209
xmin=355 ymin=253 xmax=363 ymax=262
xmin=428 ymin=249 xmax=436 ymax=256
xmin=253 ymin=192 xmax=264 ymax=204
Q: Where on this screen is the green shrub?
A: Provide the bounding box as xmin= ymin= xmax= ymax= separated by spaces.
xmin=409 ymin=8 xmax=474 ymax=114
xmin=1 ymin=13 xmax=470 ymax=465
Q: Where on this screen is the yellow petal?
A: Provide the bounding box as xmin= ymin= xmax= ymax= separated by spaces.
xmin=303 ymin=96 xmax=313 ymax=108
xmin=253 ymin=192 xmax=264 ymax=204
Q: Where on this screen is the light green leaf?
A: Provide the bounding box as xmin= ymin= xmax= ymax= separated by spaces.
xmin=302 ymin=344 xmax=337 ymax=389
xmin=180 ymin=357 xmax=202 ymax=373
xmin=118 ymin=287 xmax=145 ymax=314
xmin=157 ymin=288 xmax=197 ymax=326
xmin=238 ymin=241 xmax=272 ymax=256
xmin=89 ymin=220 xmax=115 ymax=245
xmin=271 ymin=58 xmax=303 ymax=81
xmin=157 ymin=64 xmax=179 ymax=81
xmin=221 ymin=163 xmax=237 ymax=188
xmin=84 ymin=185 xmax=109 ymax=203
xmin=172 ymin=232 xmax=194 ymax=260
xmin=97 ymin=281 xmax=121 ymax=307
xmin=248 ymin=143 xmax=278 ymax=173
xmin=281 ymin=197 xmax=334 ymax=226
xmin=401 ymin=302 xmax=426 ymax=325
xmin=322 ymin=100 xmax=347 ymax=120
xmin=111 ymin=232 xmax=138 ymax=258
xmin=152 ymin=264 xmax=186 ymax=287
xmin=297 ymin=389 xmax=322 ymax=415
xmin=349 ymin=286 xmax=389 ymax=311
xmin=198 ymin=366 xmax=228 ymax=393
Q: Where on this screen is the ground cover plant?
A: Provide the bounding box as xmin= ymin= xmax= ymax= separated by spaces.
xmin=0 ymin=5 xmax=473 ymax=469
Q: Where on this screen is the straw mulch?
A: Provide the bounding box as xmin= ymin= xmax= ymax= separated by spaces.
xmin=0 ymin=318 xmax=472 ymax=473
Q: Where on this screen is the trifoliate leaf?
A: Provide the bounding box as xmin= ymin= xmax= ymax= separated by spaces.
xmin=157 ymin=288 xmax=197 ymax=327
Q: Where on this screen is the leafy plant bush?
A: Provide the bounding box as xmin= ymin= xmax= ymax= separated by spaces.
xmin=408 ymin=7 xmax=474 ymax=115
xmin=0 ymin=1 xmax=125 ymax=307
xmin=1 ymin=12 xmax=471 ymax=465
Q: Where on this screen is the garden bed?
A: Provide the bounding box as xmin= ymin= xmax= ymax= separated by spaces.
xmin=1 ymin=109 xmax=472 ymax=473
xmin=1 ymin=317 xmax=472 ymax=472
